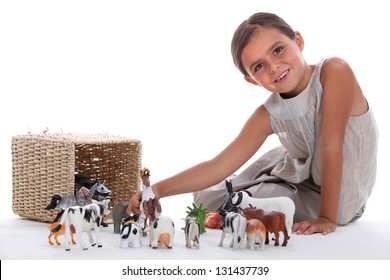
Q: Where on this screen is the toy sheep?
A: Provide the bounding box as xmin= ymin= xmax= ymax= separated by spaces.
xmin=246 ymin=219 xmax=266 ymax=250
xmin=147 ymin=216 xmax=175 ymax=249
xmin=232 ymin=190 xmax=295 ymax=236
xmin=242 ymin=208 xmax=289 ymax=246
xmin=219 ymin=212 xmax=247 ymax=250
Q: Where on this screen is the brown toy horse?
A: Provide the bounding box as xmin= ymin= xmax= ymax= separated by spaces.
xmin=241 ymin=208 xmax=289 ymax=246
xmin=48 ymin=222 xmax=76 ymax=246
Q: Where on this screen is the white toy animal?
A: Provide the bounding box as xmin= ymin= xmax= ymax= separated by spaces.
xmin=51 ymin=199 xmax=110 ymax=251
xmin=147 ymin=216 xmax=175 ymax=249
xmin=219 ymin=212 xmax=247 ymax=250
xmin=120 ymin=220 xmax=142 ymax=248
xmin=232 ymin=190 xmax=295 ymax=236
xmin=184 ymin=217 xmax=200 ymax=249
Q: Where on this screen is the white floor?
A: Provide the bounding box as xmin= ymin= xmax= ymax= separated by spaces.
xmin=1 ymin=193 xmax=389 ymax=261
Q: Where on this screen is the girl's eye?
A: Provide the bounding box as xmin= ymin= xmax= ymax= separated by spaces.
xmin=254 ymin=63 xmax=264 ymax=72
xmin=273 ymin=46 xmax=283 ymax=55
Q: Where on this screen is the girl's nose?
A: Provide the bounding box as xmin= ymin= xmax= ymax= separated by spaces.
xmin=270 ymin=64 xmax=280 ymax=74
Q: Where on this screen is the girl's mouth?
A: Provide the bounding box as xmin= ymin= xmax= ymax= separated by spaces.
xmin=275 ymin=70 xmax=289 ymax=83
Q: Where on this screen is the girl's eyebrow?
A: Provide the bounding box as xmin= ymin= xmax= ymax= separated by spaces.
xmin=248 ymin=41 xmax=282 ymax=72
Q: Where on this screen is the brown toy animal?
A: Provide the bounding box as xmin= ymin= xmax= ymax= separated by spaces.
xmin=241 ymin=208 xmax=289 ymax=246
xmin=246 ymin=219 xmax=267 ymax=249
xmin=48 ymin=222 xmax=76 ymax=246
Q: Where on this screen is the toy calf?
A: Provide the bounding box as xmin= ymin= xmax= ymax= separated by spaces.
xmin=232 ymin=190 xmax=295 ymax=236
xmin=241 ymin=208 xmax=289 ymax=246
xmin=120 ymin=215 xmax=142 ymax=248
xmin=148 ymin=216 xmax=175 ymax=249
xmin=219 ymin=212 xmax=247 ymax=250
xmin=246 ymin=219 xmax=266 ymax=250
xmin=184 ymin=217 xmax=200 ymax=249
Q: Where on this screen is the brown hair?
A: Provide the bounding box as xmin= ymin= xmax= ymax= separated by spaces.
xmin=231 ymin=12 xmax=295 ymax=76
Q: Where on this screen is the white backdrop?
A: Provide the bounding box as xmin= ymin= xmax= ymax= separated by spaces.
xmin=1 ymin=0 xmax=388 ymax=220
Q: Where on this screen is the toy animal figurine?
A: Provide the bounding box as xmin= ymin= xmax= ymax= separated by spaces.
xmin=241 ymin=208 xmax=289 ymax=246
xmin=50 ymin=199 xmax=110 ymax=251
xmin=48 ymin=222 xmax=76 ymax=246
xmin=219 ymin=212 xmax=247 ymax=250
xmin=45 ymin=180 xmax=111 ymax=224
xmin=112 ymin=201 xmax=130 ymax=234
xmin=218 ymin=180 xmax=237 ymax=213
xmin=232 ymin=190 xmax=295 ymax=236
xmin=120 ymin=214 xmax=142 ymax=248
xmin=204 ymin=212 xmax=222 ymax=229
xmin=184 ymin=217 xmax=200 ymax=249
xmin=186 ymin=203 xmax=208 ymax=234
xmin=147 ymin=216 xmax=175 ymax=249
xmin=246 ymin=219 xmax=266 ymax=250
xmin=139 ymin=168 xmax=161 ymax=235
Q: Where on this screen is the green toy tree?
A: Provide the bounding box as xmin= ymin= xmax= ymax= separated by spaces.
xmin=186 ymin=203 xmax=208 ymax=234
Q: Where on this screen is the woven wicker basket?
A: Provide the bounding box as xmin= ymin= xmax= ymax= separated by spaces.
xmin=12 ymin=133 xmax=142 ymax=223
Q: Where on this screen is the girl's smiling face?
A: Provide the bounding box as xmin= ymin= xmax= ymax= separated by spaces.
xmin=241 ymin=27 xmax=312 ymax=97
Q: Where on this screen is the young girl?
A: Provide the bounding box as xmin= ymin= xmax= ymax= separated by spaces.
xmin=128 ymin=12 xmax=378 ymax=235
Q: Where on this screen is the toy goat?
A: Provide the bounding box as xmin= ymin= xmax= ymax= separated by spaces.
xmin=51 ymin=199 xmax=110 ymax=251
xmin=120 ymin=214 xmax=142 ymax=248
xmin=48 ymin=222 xmax=76 ymax=246
xmin=232 ymin=190 xmax=295 ymax=236
xmin=246 ymin=219 xmax=266 ymax=250
xmin=219 ymin=212 xmax=247 ymax=250
xmin=184 ymin=217 xmax=200 ymax=249
xmin=147 ymin=216 xmax=175 ymax=249
xmin=241 ymin=208 xmax=289 ymax=246
xmin=186 ymin=203 xmax=208 ymax=234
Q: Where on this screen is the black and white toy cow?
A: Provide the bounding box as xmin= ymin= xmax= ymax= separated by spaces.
xmin=219 ymin=212 xmax=247 ymax=250
xmin=51 ymin=199 xmax=110 ymax=251
xmin=147 ymin=216 xmax=175 ymax=249
xmin=184 ymin=217 xmax=200 ymax=249
xmin=120 ymin=214 xmax=142 ymax=248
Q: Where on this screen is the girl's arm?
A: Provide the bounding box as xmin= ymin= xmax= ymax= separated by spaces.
xmin=127 ymin=105 xmax=273 ymax=214
xmin=293 ymin=57 xmax=365 ymax=235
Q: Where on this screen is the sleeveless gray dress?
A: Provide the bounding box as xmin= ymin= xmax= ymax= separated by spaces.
xmin=194 ymin=59 xmax=379 ymax=225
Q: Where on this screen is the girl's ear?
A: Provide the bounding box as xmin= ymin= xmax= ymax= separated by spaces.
xmin=294 ymin=31 xmax=305 ymax=52
xmin=244 ymin=76 xmax=261 ymax=86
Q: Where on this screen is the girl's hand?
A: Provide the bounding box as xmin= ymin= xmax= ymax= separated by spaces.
xmin=292 ymin=217 xmax=336 ymax=235
xmin=126 ymin=191 xmax=142 ymax=215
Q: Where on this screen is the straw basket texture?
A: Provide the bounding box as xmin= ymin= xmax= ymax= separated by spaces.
xmin=12 ymin=133 xmax=142 ymax=223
